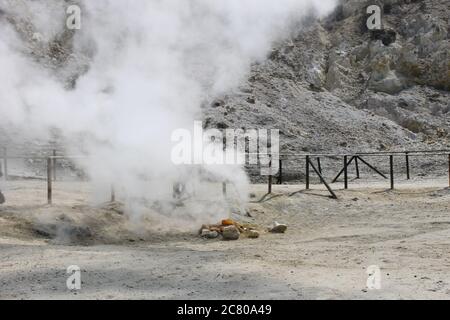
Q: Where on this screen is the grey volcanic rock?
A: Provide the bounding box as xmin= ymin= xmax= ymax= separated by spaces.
xmin=222 ymin=226 xmax=240 ymax=241
xmin=204 ymin=0 xmax=449 ymax=158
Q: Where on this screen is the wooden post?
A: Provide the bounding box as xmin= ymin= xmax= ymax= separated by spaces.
xmin=356 ymin=156 xmax=388 ymax=179
xmin=305 ymin=155 xmax=310 ymax=190
xmin=355 ymin=156 xmax=360 ymax=179
xmin=52 ymin=150 xmax=57 ymax=181
xmin=390 ymin=155 xmax=394 ymax=190
xmin=308 ymin=158 xmax=338 ymax=199
xmin=47 ymin=157 xmax=52 ymax=204
xmin=332 ymin=156 xmax=355 ymax=183
xmin=405 ymin=152 xmax=410 ymax=180
xmin=268 ymin=159 xmax=272 ymax=194
xmin=278 ymin=159 xmax=283 ymax=185
xmin=317 ymin=157 xmax=322 ymax=175
xmin=344 ymin=155 xmax=348 ymax=190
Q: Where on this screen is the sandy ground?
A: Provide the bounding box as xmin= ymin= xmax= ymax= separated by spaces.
xmin=0 ymin=177 xmax=449 ymax=300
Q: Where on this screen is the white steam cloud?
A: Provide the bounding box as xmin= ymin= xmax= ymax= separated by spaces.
xmin=0 ymin=0 xmax=336 ymax=227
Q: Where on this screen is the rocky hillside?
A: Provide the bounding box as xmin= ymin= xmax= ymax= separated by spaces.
xmin=204 ymin=0 xmax=449 ymax=156
xmin=0 ymin=0 xmax=448 ymax=179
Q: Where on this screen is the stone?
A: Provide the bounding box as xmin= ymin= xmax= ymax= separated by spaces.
xmin=247 ymin=230 xmax=260 ymax=239
xmin=201 ymin=229 xmax=219 ymax=239
xmin=222 ymin=225 xmax=240 ymax=240
xmin=208 ymin=231 xmax=219 ymax=239
xmin=270 ymin=222 xmax=287 ymax=234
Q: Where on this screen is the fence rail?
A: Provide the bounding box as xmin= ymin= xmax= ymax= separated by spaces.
xmin=1 ymin=147 xmax=449 ymax=203
xmin=264 ymin=150 xmax=450 ymax=199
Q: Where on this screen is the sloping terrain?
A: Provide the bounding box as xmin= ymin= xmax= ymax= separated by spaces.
xmin=203 ymin=0 xmax=449 ymax=155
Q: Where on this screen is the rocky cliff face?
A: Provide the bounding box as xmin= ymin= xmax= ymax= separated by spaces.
xmin=204 ymin=0 xmax=449 ymax=156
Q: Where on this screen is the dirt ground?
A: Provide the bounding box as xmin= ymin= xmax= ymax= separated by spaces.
xmin=0 ymin=177 xmax=449 ymax=300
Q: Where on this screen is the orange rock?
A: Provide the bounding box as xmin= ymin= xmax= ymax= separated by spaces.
xmin=221 ymin=219 xmax=234 ymax=226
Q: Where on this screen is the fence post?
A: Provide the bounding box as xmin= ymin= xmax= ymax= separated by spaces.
xmin=355 ymin=156 xmax=360 ymax=179
xmin=305 ymin=155 xmax=310 ymax=190
xmin=317 ymin=157 xmax=322 ymax=175
xmin=47 ymin=157 xmax=52 ymax=204
xmin=308 ymin=158 xmax=338 ymax=199
xmin=390 ymin=155 xmax=394 ymax=190
xmin=405 ymin=152 xmax=410 ymax=180
xmin=268 ymin=159 xmax=272 ymax=194
xmin=278 ymin=159 xmax=283 ymax=184
xmin=344 ymin=155 xmax=348 ymax=189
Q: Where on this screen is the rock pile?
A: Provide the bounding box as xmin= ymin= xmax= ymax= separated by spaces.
xmin=200 ymin=219 xmax=289 ymax=240
xmin=199 ymin=219 xmax=261 ymax=241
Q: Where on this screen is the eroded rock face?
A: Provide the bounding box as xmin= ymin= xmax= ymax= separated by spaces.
xmin=365 ymin=87 xmax=449 ymax=138
xmin=204 ymin=0 xmax=449 ymax=166
xmin=327 ymin=1 xmax=449 ymax=96
xmin=397 ymin=13 xmax=449 ymax=90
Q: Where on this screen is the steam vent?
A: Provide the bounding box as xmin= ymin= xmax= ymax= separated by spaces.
xmin=0 ymin=0 xmax=448 ymax=302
